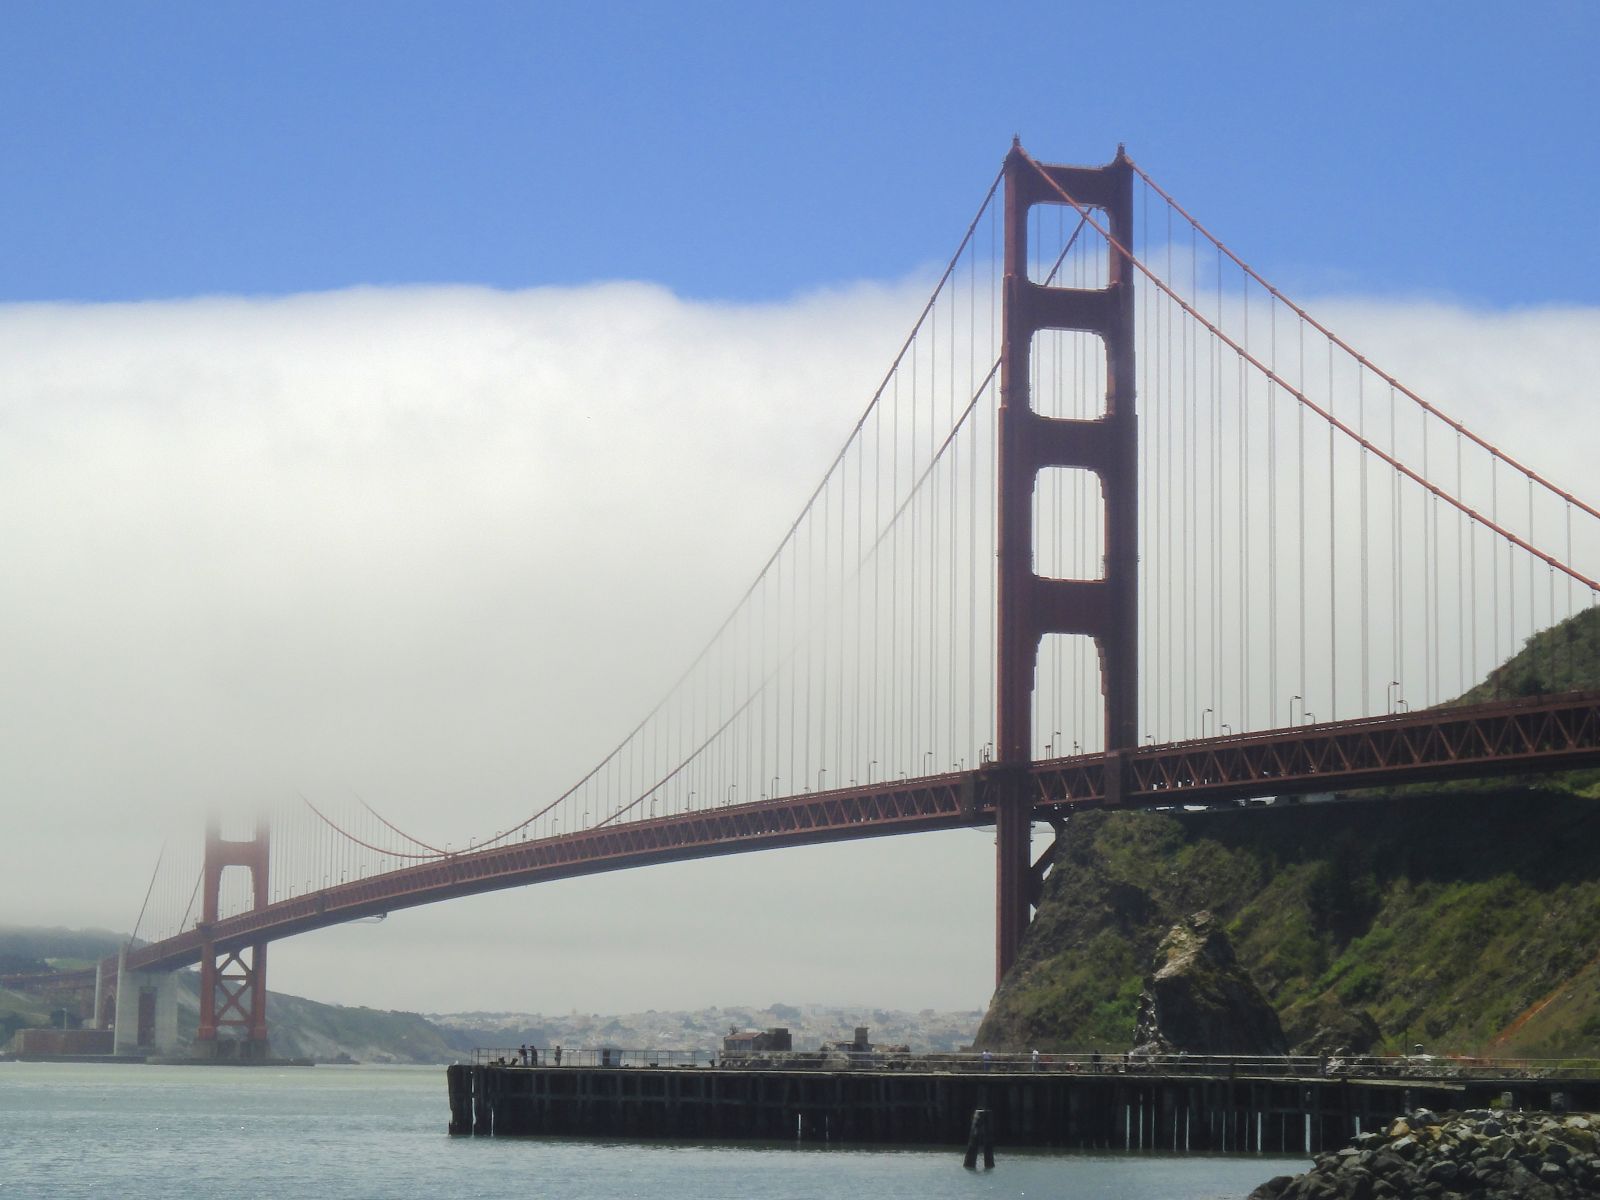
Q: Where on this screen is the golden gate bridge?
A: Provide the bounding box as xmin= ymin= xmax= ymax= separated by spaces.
xmin=13 ymin=141 xmax=1599 ymax=1057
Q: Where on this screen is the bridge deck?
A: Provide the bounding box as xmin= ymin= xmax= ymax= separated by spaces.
xmin=4 ymin=692 xmax=1589 ymax=985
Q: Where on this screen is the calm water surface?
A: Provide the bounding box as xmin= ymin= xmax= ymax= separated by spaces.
xmin=0 ymin=1061 xmax=1305 ymax=1199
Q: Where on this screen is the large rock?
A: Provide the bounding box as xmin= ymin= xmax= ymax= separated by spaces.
xmin=1254 ymin=1109 xmax=1600 ymax=1200
xmin=1130 ymin=910 xmax=1287 ymax=1055
xmin=1291 ymin=999 xmax=1381 ymax=1056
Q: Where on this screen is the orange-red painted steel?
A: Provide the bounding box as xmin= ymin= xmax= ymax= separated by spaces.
xmin=994 ymin=144 xmax=1139 ymax=986
xmin=195 ymin=817 xmax=269 ymax=1048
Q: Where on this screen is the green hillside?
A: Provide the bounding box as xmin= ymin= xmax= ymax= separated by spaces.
xmin=1457 ymin=605 xmax=1600 ymax=704
xmin=978 ymin=606 xmax=1600 ymax=1057
xmin=0 ymin=925 xmax=127 ymax=974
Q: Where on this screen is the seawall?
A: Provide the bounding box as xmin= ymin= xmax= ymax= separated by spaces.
xmin=446 ymin=1062 xmax=1600 ymax=1147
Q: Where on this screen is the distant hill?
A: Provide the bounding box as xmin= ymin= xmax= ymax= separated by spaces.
xmin=0 ymin=927 xmax=473 ymax=1062
xmin=2 ymin=928 xmax=980 ymax=1061
xmin=429 ymin=1002 xmax=983 ymax=1054
xmin=0 ymin=925 xmax=128 ymax=975
xmin=165 ymin=973 xmax=477 ymax=1063
xmin=977 ymin=607 xmax=1600 ymax=1057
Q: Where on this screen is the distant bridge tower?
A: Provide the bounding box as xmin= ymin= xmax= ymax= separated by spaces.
xmin=195 ymin=815 xmax=271 ymax=1058
xmin=994 ymin=143 xmax=1138 ymax=985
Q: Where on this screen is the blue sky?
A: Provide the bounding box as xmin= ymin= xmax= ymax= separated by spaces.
xmin=3 ymin=1 xmax=1596 ymax=306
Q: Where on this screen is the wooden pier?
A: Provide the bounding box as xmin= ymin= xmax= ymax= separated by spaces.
xmin=446 ymin=1061 xmax=1600 ymax=1148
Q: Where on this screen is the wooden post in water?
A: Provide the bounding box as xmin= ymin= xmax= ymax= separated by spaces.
xmin=963 ymin=1107 xmax=995 ymax=1170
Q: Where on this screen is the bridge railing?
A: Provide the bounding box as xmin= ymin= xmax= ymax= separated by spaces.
xmin=472 ymin=1048 xmax=1600 ymax=1080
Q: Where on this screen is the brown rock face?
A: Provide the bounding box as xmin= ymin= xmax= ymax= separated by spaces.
xmin=1130 ymin=910 xmax=1287 ymax=1056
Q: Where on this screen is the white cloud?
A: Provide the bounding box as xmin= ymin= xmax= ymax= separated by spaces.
xmin=1 ymin=281 xmax=1595 ymax=1014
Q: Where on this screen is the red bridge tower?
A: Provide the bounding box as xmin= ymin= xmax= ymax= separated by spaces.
xmin=195 ymin=816 xmax=272 ymax=1059
xmin=994 ymin=143 xmax=1138 ymax=985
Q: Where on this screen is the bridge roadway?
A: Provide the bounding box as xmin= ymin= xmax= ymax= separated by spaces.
xmin=92 ymin=690 xmax=1600 ymax=977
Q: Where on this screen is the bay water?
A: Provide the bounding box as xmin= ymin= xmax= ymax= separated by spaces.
xmin=0 ymin=1061 xmax=1306 ymax=1198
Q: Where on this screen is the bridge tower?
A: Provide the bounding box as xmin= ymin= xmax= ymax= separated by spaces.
xmin=195 ymin=815 xmax=271 ymax=1059
xmin=995 ymin=143 xmax=1138 ymax=985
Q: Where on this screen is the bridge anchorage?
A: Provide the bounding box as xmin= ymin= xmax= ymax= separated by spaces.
xmin=11 ymin=140 xmax=1600 ymax=1057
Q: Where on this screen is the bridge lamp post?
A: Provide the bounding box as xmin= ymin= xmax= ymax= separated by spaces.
xmin=1304 ymin=711 xmax=1315 ymax=725
xmin=728 ymin=783 xmax=737 ymax=804
xmin=924 ymin=751 xmax=934 ymax=775
xmin=1387 ymin=680 xmax=1402 ymax=714
xmin=1201 ymin=708 xmax=1214 ymax=738
xmin=817 ymin=768 xmax=826 ymax=791
xmin=771 ymin=776 xmax=780 ymax=800
xmin=1220 ymin=724 xmax=1232 ymax=736
xmin=1289 ymin=695 xmax=1303 ymax=728
xmin=866 ymin=759 xmax=877 ymax=784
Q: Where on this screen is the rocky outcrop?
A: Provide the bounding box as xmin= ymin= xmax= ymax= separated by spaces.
xmin=1131 ymin=911 xmax=1287 ymax=1056
xmin=1294 ymin=999 xmax=1382 ymax=1057
xmin=1249 ymin=1109 xmax=1600 ymax=1200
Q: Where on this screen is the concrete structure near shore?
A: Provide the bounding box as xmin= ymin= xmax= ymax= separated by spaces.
xmin=110 ymin=947 xmax=179 ymax=1056
xmin=447 ymin=1059 xmax=1600 ymax=1149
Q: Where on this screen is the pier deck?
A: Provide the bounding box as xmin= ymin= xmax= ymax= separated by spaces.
xmin=446 ymin=1061 xmax=1600 ymax=1149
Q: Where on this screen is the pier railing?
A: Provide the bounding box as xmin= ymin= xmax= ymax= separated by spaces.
xmin=469 ymin=1047 xmax=1600 ymax=1081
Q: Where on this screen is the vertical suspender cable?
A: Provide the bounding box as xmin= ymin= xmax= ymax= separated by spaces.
xmin=1327 ymin=345 xmax=1337 ymax=719
xmin=1297 ymin=318 xmax=1306 ymax=713
xmin=1268 ymin=300 xmax=1278 ymax=723
xmin=1356 ymin=351 xmax=1368 ymax=711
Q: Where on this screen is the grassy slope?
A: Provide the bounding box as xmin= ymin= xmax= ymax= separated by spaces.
xmin=1457 ymin=606 xmax=1600 ymax=704
xmin=978 ymin=792 xmax=1600 ymax=1056
xmin=978 ymin=606 xmax=1600 ymax=1057
xmin=0 ymin=987 xmax=53 ymax=1048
